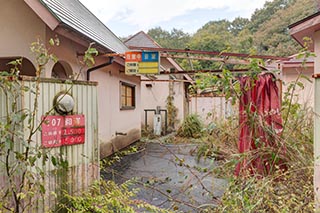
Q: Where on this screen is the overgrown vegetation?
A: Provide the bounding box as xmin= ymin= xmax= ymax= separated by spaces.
xmin=0 ymin=39 xmax=167 ymax=213
xmin=0 ymin=38 xmax=62 ymax=212
xmin=176 ymin=114 xmax=203 ymax=138
xmin=209 ymin=103 xmax=313 ymax=212
xmin=188 ymin=48 xmax=314 ymax=211
xmin=96 ymin=55 xmax=314 ymax=212
xmin=166 ymin=93 xmax=178 ymax=132
xmin=58 ymin=180 xmax=169 ymax=213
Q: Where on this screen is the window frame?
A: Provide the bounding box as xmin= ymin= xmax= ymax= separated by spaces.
xmin=120 ymin=81 xmax=136 ymax=110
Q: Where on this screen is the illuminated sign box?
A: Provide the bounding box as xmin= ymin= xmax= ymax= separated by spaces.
xmin=125 ymin=51 xmax=160 ymax=75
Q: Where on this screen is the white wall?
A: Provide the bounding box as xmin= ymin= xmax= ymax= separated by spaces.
xmin=189 ymin=96 xmax=233 ymax=124
xmin=1 ymin=0 xmax=141 ymax=158
xmin=313 ymin=30 xmax=320 ymax=203
xmin=141 ymin=76 xmax=186 ymax=130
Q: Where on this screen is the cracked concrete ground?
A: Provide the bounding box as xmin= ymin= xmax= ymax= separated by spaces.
xmin=102 ymin=141 xmax=227 ymax=212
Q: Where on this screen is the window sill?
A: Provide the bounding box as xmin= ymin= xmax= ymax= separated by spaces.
xmin=120 ymin=106 xmax=135 ymax=110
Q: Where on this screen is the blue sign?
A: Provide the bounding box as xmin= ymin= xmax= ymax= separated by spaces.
xmin=142 ymin=52 xmax=159 ymax=62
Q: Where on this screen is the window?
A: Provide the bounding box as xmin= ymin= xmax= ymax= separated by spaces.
xmin=120 ymin=82 xmax=135 ymax=109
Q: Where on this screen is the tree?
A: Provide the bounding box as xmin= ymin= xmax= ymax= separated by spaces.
xmin=253 ymin=0 xmax=317 ymax=56
xmin=230 ymin=17 xmax=250 ymax=36
xmin=248 ymin=0 xmax=294 ymax=33
xmin=188 ymin=20 xmax=234 ymax=69
xmin=147 ymin=27 xmax=191 ymax=49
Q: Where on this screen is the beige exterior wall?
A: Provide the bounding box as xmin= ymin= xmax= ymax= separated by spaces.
xmin=90 ymin=63 xmax=141 ymax=158
xmin=281 ymin=67 xmax=314 ymax=108
xmin=45 ymin=28 xmax=89 ymax=79
xmin=0 ymin=1 xmax=87 ymax=79
xmin=0 ymin=0 xmax=46 ymax=65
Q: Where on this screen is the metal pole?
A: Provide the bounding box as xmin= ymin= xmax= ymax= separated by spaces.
xmin=144 ymin=109 xmax=157 ymax=131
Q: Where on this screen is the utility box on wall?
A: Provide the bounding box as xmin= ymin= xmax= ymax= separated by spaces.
xmin=153 ymin=114 xmax=162 ymax=135
xmin=0 ymin=76 xmax=99 ymax=212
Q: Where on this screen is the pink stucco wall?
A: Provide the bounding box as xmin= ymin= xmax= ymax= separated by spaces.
xmin=90 ymin=62 xmax=141 ymax=157
xmin=281 ymin=67 xmax=314 ymax=108
xmin=1 ymin=0 xmax=141 ymax=158
xmin=0 ymin=0 xmax=46 ymax=65
xmin=45 ymin=28 xmax=89 ymax=79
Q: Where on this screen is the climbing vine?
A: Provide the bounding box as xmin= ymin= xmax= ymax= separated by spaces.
xmin=166 ymin=81 xmax=178 ymax=131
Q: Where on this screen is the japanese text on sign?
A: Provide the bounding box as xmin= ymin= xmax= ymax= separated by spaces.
xmin=125 ymin=51 xmax=160 ymax=75
xmin=41 ymin=115 xmax=85 ymax=148
xmin=125 ymin=51 xmax=142 ymax=62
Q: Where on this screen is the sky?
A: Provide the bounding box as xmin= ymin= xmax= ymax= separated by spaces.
xmin=79 ymin=0 xmax=268 ymax=37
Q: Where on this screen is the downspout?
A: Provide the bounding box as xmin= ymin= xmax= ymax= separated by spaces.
xmin=87 ymin=57 xmax=114 ymax=80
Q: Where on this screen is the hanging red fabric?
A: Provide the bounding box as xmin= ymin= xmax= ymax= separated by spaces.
xmin=235 ymin=73 xmax=285 ymax=177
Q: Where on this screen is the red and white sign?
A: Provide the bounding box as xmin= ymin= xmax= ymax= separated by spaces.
xmin=125 ymin=51 xmax=142 ymax=62
xmin=41 ymin=115 xmax=85 ymax=148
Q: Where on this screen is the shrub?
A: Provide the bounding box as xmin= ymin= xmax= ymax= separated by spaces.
xmin=193 ymin=54 xmax=315 ymax=212
xmin=58 ymin=180 xmax=170 ymax=213
xmin=177 ymin=114 xmax=203 ymax=138
xmin=210 ymin=104 xmax=314 ymax=212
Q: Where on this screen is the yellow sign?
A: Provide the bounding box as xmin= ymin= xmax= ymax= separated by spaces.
xmin=139 ymin=62 xmax=159 ymax=74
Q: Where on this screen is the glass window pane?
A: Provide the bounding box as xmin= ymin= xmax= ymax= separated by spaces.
xmin=120 ymin=83 xmax=135 ymax=108
xmin=121 ymin=85 xmax=126 ymax=94
xmin=121 ymin=96 xmax=126 ymax=106
xmin=127 ymin=97 xmax=132 ymax=106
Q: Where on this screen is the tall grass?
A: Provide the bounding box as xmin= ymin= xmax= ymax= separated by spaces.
xmin=200 ymin=104 xmax=314 ymax=212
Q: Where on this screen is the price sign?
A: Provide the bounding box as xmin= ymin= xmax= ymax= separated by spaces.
xmin=41 ymin=115 xmax=85 ymax=148
xmin=125 ymin=51 xmax=160 ymax=75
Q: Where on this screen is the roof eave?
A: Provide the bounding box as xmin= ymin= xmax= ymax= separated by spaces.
xmin=26 ymin=0 xmax=126 ymax=54
xmin=166 ymin=57 xmax=183 ymax=71
xmin=113 ymin=56 xmax=125 ymax=66
xmin=55 ymin=24 xmax=114 ymax=54
xmin=24 ymin=0 xmax=60 ymax=31
xmin=289 ymin=13 xmax=320 ymax=51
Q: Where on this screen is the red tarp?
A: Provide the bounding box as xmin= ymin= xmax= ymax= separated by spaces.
xmin=235 ymin=73 xmax=285 ymax=177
